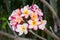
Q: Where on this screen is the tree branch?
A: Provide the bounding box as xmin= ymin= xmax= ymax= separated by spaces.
xmin=40 ymin=0 xmax=60 ymax=27
xmin=0 ymin=31 xmax=33 ymax=40
xmin=44 ymin=28 xmax=60 ymax=40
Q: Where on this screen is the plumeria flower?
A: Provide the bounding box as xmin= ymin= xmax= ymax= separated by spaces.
xmin=38 ymin=20 xmax=47 ymax=30
xmin=8 ymin=4 xmax=47 ymax=36
xmin=30 ymin=4 xmax=39 ymax=12
xmin=16 ymin=23 xmax=28 ymax=35
xmin=28 ymin=20 xmax=40 ymax=30
xmin=39 ymin=17 xmax=43 ymax=20
xmin=8 ymin=9 xmax=21 ymax=20
xmin=35 ymin=9 xmax=43 ymax=16
xmin=15 ymin=16 xmax=23 ymax=23
xmin=11 ymin=9 xmax=21 ymax=16
xmin=30 ymin=12 xmax=39 ymax=21
xmin=21 ymin=5 xmax=31 ymax=18
xmin=10 ymin=19 xmax=18 ymax=26
xmin=9 ymin=16 xmax=23 ymax=26
xmin=37 ymin=11 xmax=43 ymax=17
xmin=30 ymin=4 xmax=43 ymax=16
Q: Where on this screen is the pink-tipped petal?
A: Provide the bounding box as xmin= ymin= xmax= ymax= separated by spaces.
xmin=33 ymin=26 xmax=38 ymax=30
xmin=28 ymin=25 xmax=33 ymax=29
xmin=39 ymin=25 xmax=45 ymax=30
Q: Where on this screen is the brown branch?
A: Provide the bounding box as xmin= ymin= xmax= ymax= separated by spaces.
xmin=0 ymin=31 xmax=33 ymax=40
xmin=44 ymin=28 xmax=60 ymax=40
xmin=40 ymin=0 xmax=60 ymax=27
xmin=29 ymin=30 xmax=47 ymax=40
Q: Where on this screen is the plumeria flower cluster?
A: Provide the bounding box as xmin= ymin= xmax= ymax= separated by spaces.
xmin=8 ymin=4 xmax=47 ymax=35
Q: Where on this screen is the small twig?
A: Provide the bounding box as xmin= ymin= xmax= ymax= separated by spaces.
xmin=29 ymin=30 xmax=47 ymax=40
xmin=40 ymin=0 xmax=60 ymax=28
xmin=44 ymin=28 xmax=60 ymax=40
xmin=50 ymin=26 xmax=54 ymax=33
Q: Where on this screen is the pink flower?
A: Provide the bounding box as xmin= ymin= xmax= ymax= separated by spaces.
xmin=30 ymin=4 xmax=39 ymax=12
xmin=28 ymin=20 xmax=40 ymax=30
xmin=30 ymin=4 xmax=43 ymax=16
xmin=30 ymin=12 xmax=39 ymax=21
xmin=38 ymin=20 xmax=47 ymax=30
xmin=9 ymin=19 xmax=18 ymax=26
xmin=8 ymin=9 xmax=21 ymax=20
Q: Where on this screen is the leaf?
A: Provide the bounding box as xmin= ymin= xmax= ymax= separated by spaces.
xmin=2 ymin=17 xmax=7 ymax=21
xmin=2 ymin=22 xmax=7 ymax=29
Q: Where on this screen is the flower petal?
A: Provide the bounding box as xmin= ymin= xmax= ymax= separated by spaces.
xmin=19 ymin=31 xmax=23 ymax=35
xmin=23 ymin=23 xmax=28 ymax=27
xmin=39 ymin=24 xmax=45 ymax=30
xmin=28 ymin=25 xmax=33 ymax=29
xmin=24 ymin=30 xmax=28 ymax=34
xmin=33 ymin=26 xmax=38 ymax=30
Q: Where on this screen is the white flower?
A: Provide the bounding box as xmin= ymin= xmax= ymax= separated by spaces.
xmin=21 ymin=5 xmax=31 ymax=18
xmin=16 ymin=23 xmax=28 ymax=35
xmin=38 ymin=20 xmax=47 ymax=30
xmin=28 ymin=20 xmax=40 ymax=30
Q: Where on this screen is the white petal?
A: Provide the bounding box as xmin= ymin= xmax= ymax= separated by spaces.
xmin=34 ymin=4 xmax=39 ymax=8
xmin=38 ymin=12 xmax=43 ymax=16
xmin=16 ymin=28 xmax=20 ymax=32
xmin=17 ymin=25 xmax=21 ymax=29
xmin=39 ymin=24 xmax=45 ymax=30
xmin=8 ymin=16 xmax=11 ymax=20
xmin=37 ymin=21 xmax=41 ymax=25
xmin=25 ymin=15 xmax=28 ymax=18
xmin=24 ymin=5 xmax=29 ymax=10
xmin=33 ymin=26 xmax=38 ymax=30
xmin=23 ymin=23 xmax=28 ymax=28
xmin=12 ymin=26 xmax=16 ymax=31
xmin=28 ymin=25 xmax=33 ymax=29
xmin=43 ymin=20 xmax=47 ymax=25
xmin=28 ymin=20 xmax=32 ymax=24
xmin=24 ymin=30 xmax=28 ymax=34
xmin=19 ymin=31 xmax=23 ymax=35
xmin=20 ymin=14 xmax=24 ymax=17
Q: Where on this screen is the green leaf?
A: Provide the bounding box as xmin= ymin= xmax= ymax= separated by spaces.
xmin=2 ymin=17 xmax=7 ymax=21
xmin=2 ymin=22 xmax=7 ymax=29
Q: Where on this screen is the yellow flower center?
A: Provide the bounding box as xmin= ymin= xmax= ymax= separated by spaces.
xmin=24 ymin=10 xmax=29 ymax=15
xmin=31 ymin=13 xmax=38 ymax=20
xmin=31 ymin=21 xmax=37 ymax=26
xmin=16 ymin=17 xmax=23 ymax=22
xmin=21 ymin=26 xmax=26 ymax=31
